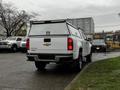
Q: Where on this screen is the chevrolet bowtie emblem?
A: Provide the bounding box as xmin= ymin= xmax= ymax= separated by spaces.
xmin=43 ymin=43 xmax=51 ymax=46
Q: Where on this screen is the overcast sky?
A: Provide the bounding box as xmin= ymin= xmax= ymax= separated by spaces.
xmin=3 ymin=0 xmax=120 ymax=32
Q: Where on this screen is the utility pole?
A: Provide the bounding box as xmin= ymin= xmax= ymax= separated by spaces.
xmin=0 ymin=0 xmax=2 ymax=8
xmin=0 ymin=0 xmax=2 ymax=4
xmin=0 ymin=0 xmax=2 ymax=20
xmin=0 ymin=0 xmax=2 ymax=18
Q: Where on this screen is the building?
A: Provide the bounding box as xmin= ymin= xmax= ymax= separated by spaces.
xmin=66 ymin=17 xmax=94 ymax=34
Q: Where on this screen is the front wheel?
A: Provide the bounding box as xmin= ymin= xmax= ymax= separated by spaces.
xmin=11 ymin=45 xmax=18 ymax=52
xmin=35 ymin=61 xmax=47 ymax=71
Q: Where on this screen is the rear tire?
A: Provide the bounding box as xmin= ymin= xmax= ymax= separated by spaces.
xmin=35 ymin=61 xmax=47 ymax=71
xmin=86 ymin=52 xmax=92 ymax=63
xmin=75 ymin=52 xmax=84 ymax=72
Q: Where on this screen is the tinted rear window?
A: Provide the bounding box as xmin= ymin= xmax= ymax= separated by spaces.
xmin=6 ymin=37 xmax=16 ymax=40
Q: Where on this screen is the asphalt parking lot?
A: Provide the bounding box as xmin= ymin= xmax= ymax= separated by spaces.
xmin=0 ymin=51 xmax=120 ymax=90
xmin=0 ymin=52 xmax=78 ymax=90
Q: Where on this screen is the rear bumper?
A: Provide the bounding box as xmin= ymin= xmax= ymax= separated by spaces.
xmin=26 ymin=53 xmax=73 ymax=62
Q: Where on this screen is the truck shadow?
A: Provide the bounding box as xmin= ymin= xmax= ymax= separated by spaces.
xmin=24 ymin=63 xmax=79 ymax=90
xmin=0 ymin=49 xmax=22 ymax=53
xmin=34 ymin=63 xmax=81 ymax=75
xmin=0 ymin=50 xmax=13 ymax=53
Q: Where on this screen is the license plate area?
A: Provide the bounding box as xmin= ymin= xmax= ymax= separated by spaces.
xmin=38 ymin=54 xmax=55 ymax=60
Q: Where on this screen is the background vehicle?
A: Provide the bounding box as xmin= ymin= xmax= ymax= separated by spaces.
xmin=0 ymin=36 xmax=24 ymax=52
xmin=26 ymin=20 xmax=92 ymax=71
xmin=106 ymin=32 xmax=120 ymax=49
xmin=20 ymin=38 xmax=27 ymax=52
xmin=93 ymin=31 xmax=120 ymax=50
xmin=92 ymin=39 xmax=107 ymax=52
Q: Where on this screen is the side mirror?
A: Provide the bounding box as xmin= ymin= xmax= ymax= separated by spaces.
xmin=85 ymin=38 xmax=91 ymax=41
xmin=17 ymin=38 xmax=22 ymax=41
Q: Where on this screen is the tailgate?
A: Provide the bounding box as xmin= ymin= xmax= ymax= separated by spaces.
xmin=29 ymin=36 xmax=69 ymax=53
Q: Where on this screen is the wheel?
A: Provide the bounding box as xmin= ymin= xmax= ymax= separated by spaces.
xmin=35 ymin=61 xmax=47 ymax=71
xmin=86 ymin=52 xmax=92 ymax=63
xmin=11 ymin=45 xmax=18 ymax=52
xmin=75 ymin=52 xmax=84 ymax=72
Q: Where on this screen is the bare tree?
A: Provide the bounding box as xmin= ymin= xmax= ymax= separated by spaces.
xmin=0 ymin=3 xmax=33 ymax=37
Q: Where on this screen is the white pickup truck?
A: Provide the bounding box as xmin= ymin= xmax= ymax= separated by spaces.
xmin=0 ymin=36 xmax=24 ymax=52
xmin=26 ymin=20 xmax=92 ymax=71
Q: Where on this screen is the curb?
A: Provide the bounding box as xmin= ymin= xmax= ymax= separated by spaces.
xmin=64 ymin=63 xmax=92 ymax=90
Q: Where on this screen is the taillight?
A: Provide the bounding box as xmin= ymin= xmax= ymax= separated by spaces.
xmin=68 ymin=38 xmax=73 ymax=50
xmin=26 ymin=38 xmax=30 ymax=50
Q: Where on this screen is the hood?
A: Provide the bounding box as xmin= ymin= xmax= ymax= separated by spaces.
xmin=92 ymin=43 xmax=106 ymax=46
xmin=0 ymin=40 xmax=16 ymax=43
xmin=0 ymin=40 xmax=8 ymax=43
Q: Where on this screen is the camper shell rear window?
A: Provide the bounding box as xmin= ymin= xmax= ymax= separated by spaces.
xmin=29 ymin=22 xmax=70 ymax=36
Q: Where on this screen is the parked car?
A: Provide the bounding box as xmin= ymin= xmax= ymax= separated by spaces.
xmin=92 ymin=39 xmax=107 ymax=52
xmin=26 ymin=20 xmax=92 ymax=71
xmin=0 ymin=36 xmax=24 ymax=52
xmin=20 ymin=38 xmax=27 ymax=52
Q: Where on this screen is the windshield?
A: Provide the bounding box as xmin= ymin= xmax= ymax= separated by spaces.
xmin=92 ymin=40 xmax=105 ymax=45
xmin=6 ymin=37 xmax=16 ymax=40
xmin=22 ymin=38 xmax=26 ymax=41
xmin=29 ymin=22 xmax=69 ymax=36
